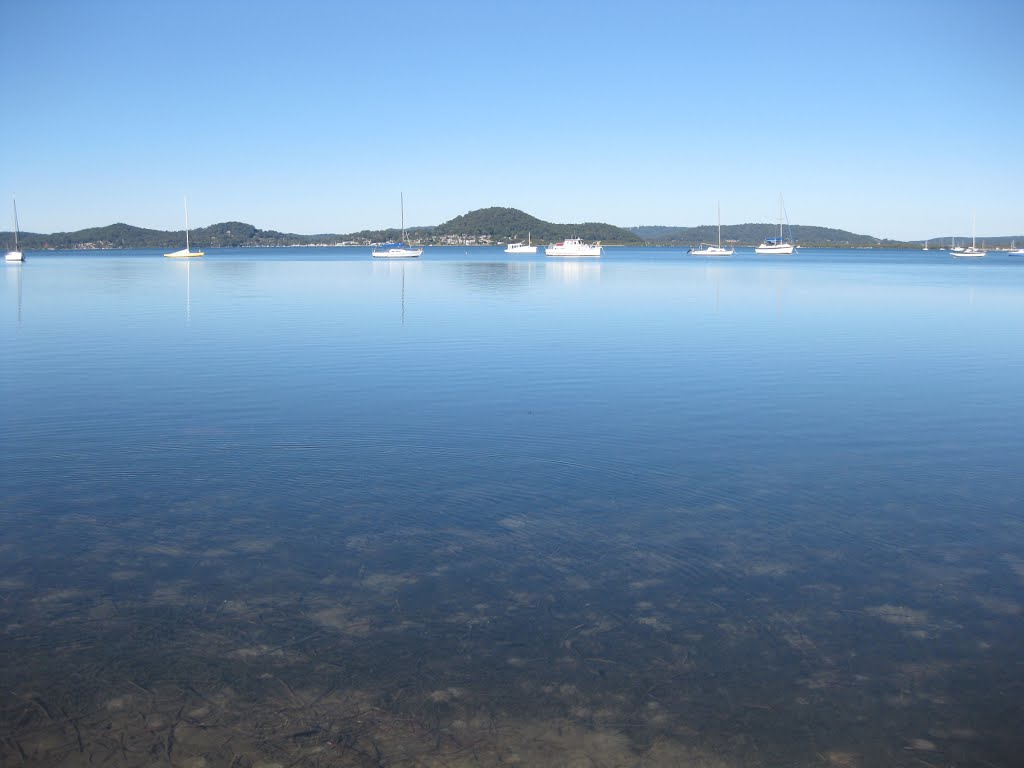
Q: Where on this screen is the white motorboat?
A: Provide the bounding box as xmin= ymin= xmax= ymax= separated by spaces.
xmin=754 ymin=194 xmax=796 ymax=254
xmin=505 ymin=232 xmax=537 ymax=254
xmin=690 ymin=202 xmax=734 ymax=257
xmin=545 ymin=237 xmax=602 ymax=257
xmin=372 ymin=193 xmax=423 ymax=258
xmin=164 ymin=197 xmax=204 ymax=258
xmin=5 ymin=196 xmax=23 ymax=262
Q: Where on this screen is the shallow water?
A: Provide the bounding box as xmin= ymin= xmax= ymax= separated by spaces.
xmin=2 ymin=247 xmax=1023 ymax=766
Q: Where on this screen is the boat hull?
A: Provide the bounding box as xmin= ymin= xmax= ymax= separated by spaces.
xmin=372 ymin=248 xmax=422 ymax=259
xmin=505 ymin=245 xmax=538 ymax=254
xmin=690 ymin=246 xmax=734 ymax=257
xmin=5 ymin=250 xmax=24 ymax=262
xmin=164 ymin=249 xmax=204 ymax=258
xmin=545 ymin=237 xmax=602 ymax=258
xmin=754 ymin=243 xmax=795 ymax=254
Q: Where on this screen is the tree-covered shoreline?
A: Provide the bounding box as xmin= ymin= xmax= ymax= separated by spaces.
xmin=6 ymin=207 xmax=1016 ymax=251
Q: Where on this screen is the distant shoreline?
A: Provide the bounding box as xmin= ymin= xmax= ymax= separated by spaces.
xmin=10 ymin=244 xmax=1007 ymax=253
xmin=6 ymin=204 xmax=1019 ymax=252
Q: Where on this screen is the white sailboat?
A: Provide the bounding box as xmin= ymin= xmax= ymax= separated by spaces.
xmin=5 ymin=196 xmax=24 ymax=263
xmin=690 ymin=202 xmax=734 ymax=257
xmin=164 ymin=197 xmax=204 ymax=258
xmin=1008 ymin=240 xmax=1024 ymax=255
xmin=922 ymin=239 xmax=930 ymax=251
xmin=754 ymin=194 xmax=796 ymax=254
xmin=545 ymin=237 xmax=602 ymax=257
xmin=953 ymin=214 xmax=985 ymax=258
xmin=372 ymin=193 xmax=423 ymax=258
xmin=505 ymin=232 xmax=537 ymax=254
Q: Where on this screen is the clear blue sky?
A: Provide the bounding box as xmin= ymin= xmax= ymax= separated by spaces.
xmin=2 ymin=0 xmax=1022 ymax=240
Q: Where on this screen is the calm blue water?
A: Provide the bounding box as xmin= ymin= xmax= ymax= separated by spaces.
xmin=2 ymin=247 xmax=1023 ymax=766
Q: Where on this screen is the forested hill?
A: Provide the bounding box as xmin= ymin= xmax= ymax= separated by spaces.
xmin=345 ymin=207 xmax=641 ymax=245
xmin=633 ymin=223 xmax=910 ymax=247
xmin=431 ymin=207 xmax=642 ymax=244
xmin=12 ymin=222 xmax=328 ymax=250
xmin=7 ymin=208 xmax=644 ymax=249
xmin=12 ymin=210 xmax=1010 ymax=250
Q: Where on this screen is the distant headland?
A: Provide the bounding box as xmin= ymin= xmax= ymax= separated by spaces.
xmin=4 ymin=207 xmax=1017 ymax=250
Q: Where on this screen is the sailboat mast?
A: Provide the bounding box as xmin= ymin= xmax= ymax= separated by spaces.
xmin=184 ymin=196 xmax=190 ymax=251
xmin=401 ymin=192 xmax=405 ymax=242
xmin=12 ymin=196 xmax=19 ymax=251
xmin=717 ymin=201 xmax=722 ymax=248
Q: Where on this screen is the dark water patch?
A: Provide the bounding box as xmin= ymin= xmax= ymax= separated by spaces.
xmin=4 ymin=478 xmax=1023 ymax=766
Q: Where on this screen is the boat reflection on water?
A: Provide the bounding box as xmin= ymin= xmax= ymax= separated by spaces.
xmin=544 ymin=260 xmax=601 ymax=284
xmin=7 ymin=256 xmax=23 ymax=325
xmin=373 ymin=259 xmax=422 ymax=325
xmin=372 ymin=259 xmax=422 ymax=280
xmin=174 ymin=258 xmax=193 ymax=324
xmin=449 ymin=262 xmax=539 ymax=294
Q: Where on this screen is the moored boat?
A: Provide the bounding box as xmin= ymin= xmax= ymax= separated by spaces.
xmin=545 ymin=237 xmax=602 ymax=257
xmin=372 ymin=193 xmax=423 ymax=259
xmin=754 ymin=194 xmax=796 ymax=254
xmin=505 ymin=232 xmax=538 ymax=254
xmin=165 ymin=246 xmax=204 ymax=258
xmin=164 ymin=197 xmax=204 ymax=258
xmin=690 ymin=244 xmax=734 ymax=257
xmin=953 ymin=215 xmax=985 ymax=258
xmin=689 ymin=202 xmax=734 ymax=257
xmin=5 ymin=196 xmax=24 ymax=262
xmin=954 ymin=247 xmax=985 ymax=258
xmin=754 ymin=238 xmax=794 ymax=255
xmin=372 ymin=242 xmax=424 ymax=258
